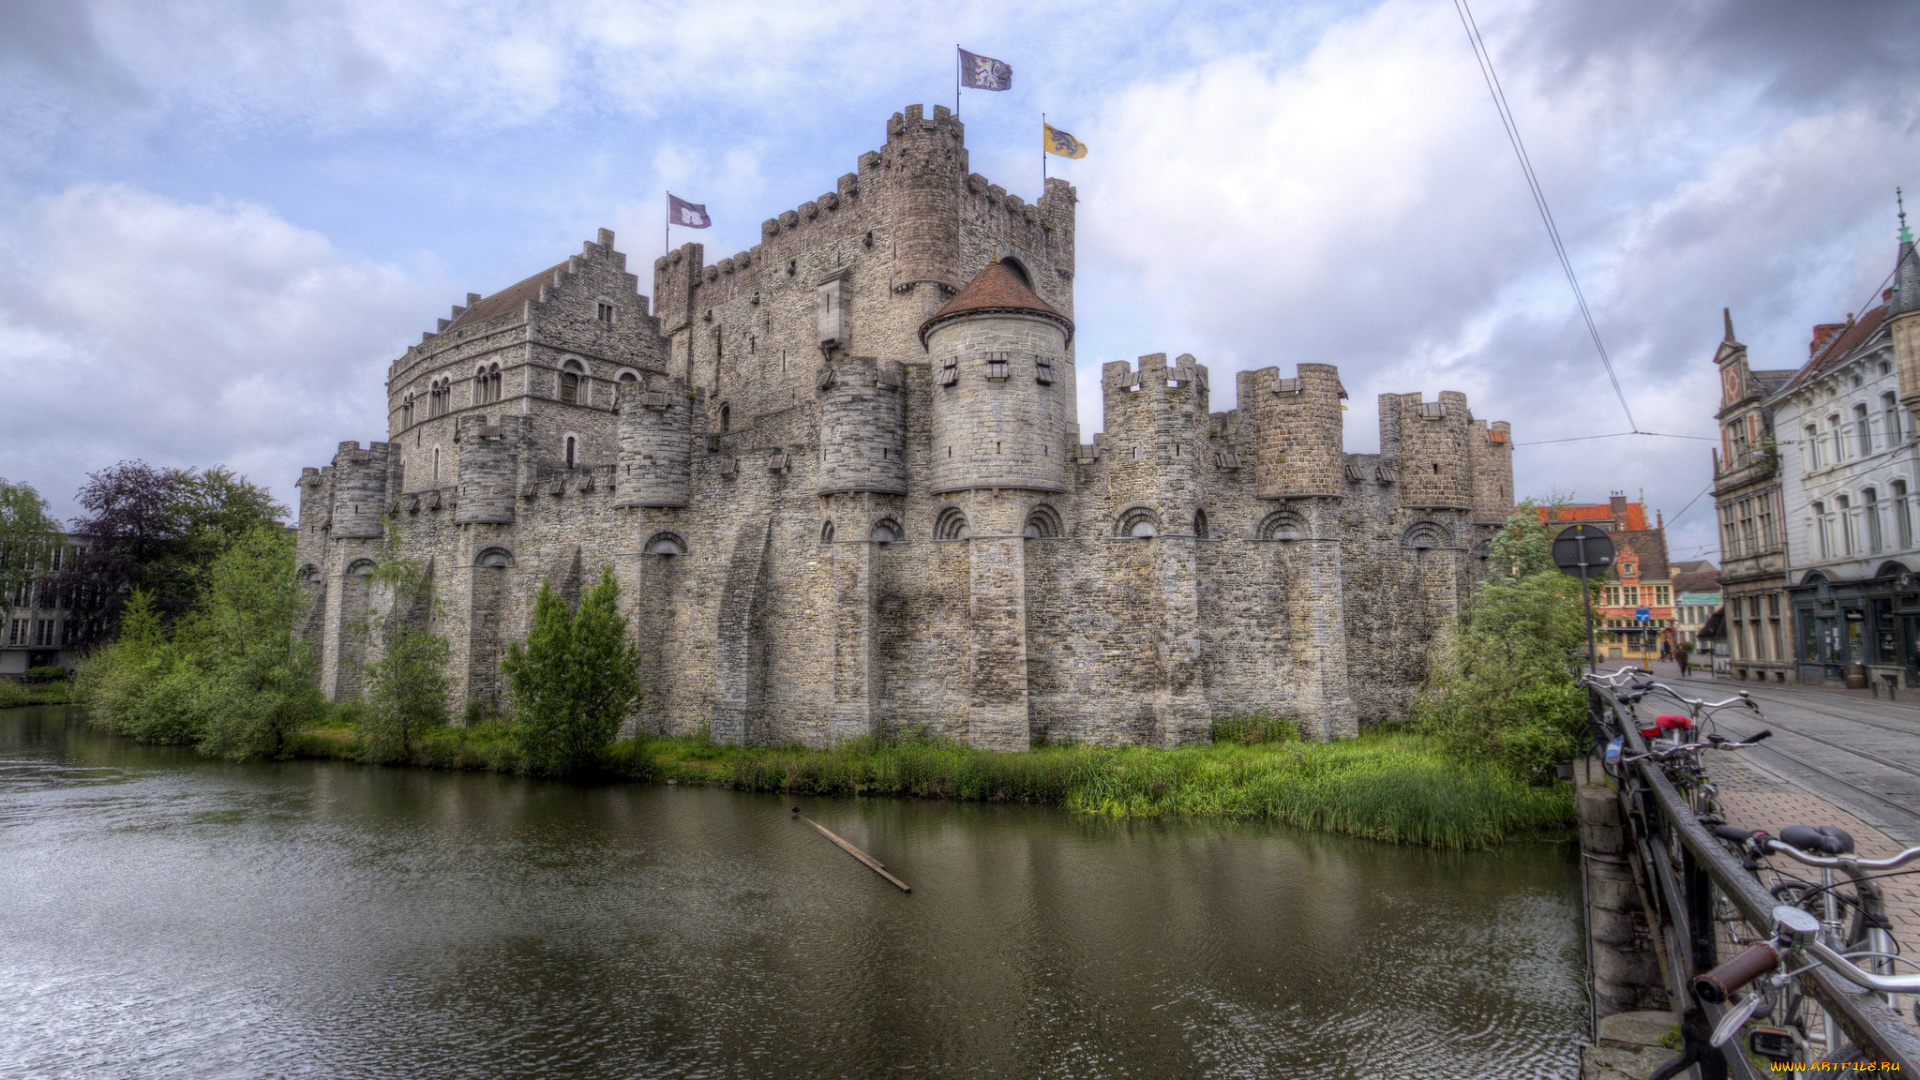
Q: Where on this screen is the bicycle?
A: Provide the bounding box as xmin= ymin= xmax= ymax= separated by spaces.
xmin=1700 ymin=825 xmax=1920 ymax=1064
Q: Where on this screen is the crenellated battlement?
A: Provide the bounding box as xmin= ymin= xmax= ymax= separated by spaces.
xmin=1237 ymin=363 xmax=1347 ymax=500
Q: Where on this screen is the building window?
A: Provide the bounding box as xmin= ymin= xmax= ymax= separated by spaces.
xmin=1864 ymin=488 xmax=1883 ymax=553
xmin=432 ymin=446 xmax=440 ymax=482
xmin=938 ymin=356 xmax=958 ymax=386
xmin=565 ymin=436 xmax=577 ymax=469
xmin=1035 ymin=354 xmax=1054 ymax=385
xmin=985 ymin=352 xmax=1009 ymax=381
xmin=1756 ymin=493 xmax=1776 ymax=553
xmin=616 ymin=371 xmax=638 ymax=405
xmin=597 ymin=302 xmax=615 ymax=324
xmin=560 ymin=371 xmax=579 ymax=404
xmin=1884 ymin=392 xmax=1902 ymax=446
xmin=1838 ymin=494 xmax=1855 ymax=555
xmin=6 ymin=619 xmax=22 ymax=645
xmin=1894 ymin=480 xmax=1913 ymax=549
xmin=1814 ymin=501 xmax=1831 ymax=558
xmin=1805 ymin=424 xmax=1821 ymax=468
xmin=1830 ymin=414 xmax=1844 ymax=463
xmin=1855 ymin=403 xmax=1873 ymax=457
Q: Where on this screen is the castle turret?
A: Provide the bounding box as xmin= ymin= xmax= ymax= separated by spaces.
xmin=1889 ymin=201 xmax=1920 ymax=415
xmin=1385 ymin=391 xmax=1473 ymax=509
xmin=922 ymin=260 xmax=1074 ymax=496
xmin=1238 ymin=364 xmax=1346 ymax=500
xmin=454 ymin=416 xmax=524 ymax=524
xmin=1468 ymin=419 xmax=1515 ymax=525
xmin=328 ymin=441 xmax=391 ymax=539
xmin=616 ymin=379 xmax=696 ymax=508
xmin=885 ymin=105 xmax=965 ymax=295
xmin=1101 ymin=353 xmax=1211 ymax=531
xmin=817 ymin=357 xmax=906 ymax=495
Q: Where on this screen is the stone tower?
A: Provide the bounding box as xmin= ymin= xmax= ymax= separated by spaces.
xmin=921 ymin=260 xmax=1074 ymax=751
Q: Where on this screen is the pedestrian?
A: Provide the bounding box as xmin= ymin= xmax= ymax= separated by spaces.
xmin=1660 ymin=639 xmax=1672 ymax=662
xmin=1678 ymin=647 xmax=1690 ymax=678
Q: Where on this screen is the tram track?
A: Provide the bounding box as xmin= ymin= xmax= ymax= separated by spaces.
xmin=1710 ymin=721 xmax=1920 ymax=834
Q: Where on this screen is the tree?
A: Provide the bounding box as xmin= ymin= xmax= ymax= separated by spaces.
xmin=185 ymin=526 xmax=325 ymax=760
xmin=0 ymin=478 xmax=59 ymax=606
xmin=503 ymin=567 xmax=641 ymax=777
xmin=61 ymin=461 xmax=287 ymax=646
xmin=1417 ymin=504 xmax=1590 ymax=780
xmin=359 ymin=536 xmax=451 ymax=763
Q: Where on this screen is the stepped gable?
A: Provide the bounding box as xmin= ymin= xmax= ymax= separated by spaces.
xmin=447 ymin=261 xmax=569 ymax=329
xmin=919 ymin=260 xmax=1073 ymax=345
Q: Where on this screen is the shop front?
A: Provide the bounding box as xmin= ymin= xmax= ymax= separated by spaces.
xmin=1791 ymin=564 xmax=1920 ymax=689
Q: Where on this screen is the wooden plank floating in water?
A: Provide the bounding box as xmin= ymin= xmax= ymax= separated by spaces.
xmin=794 ymin=810 xmax=911 ymax=893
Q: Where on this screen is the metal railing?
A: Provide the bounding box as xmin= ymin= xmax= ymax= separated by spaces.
xmin=1587 ymin=683 xmax=1920 ymax=1070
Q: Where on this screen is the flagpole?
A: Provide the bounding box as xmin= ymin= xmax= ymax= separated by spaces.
xmin=1041 ymin=112 xmax=1047 ymax=189
xmin=955 ymin=46 xmax=961 ymax=115
xmin=664 ymin=192 xmax=670 ymax=258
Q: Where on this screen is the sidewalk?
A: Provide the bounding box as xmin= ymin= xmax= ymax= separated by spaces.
xmin=1640 ymin=659 xmax=1915 ymax=708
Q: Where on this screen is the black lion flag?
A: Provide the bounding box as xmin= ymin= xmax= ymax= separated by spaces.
xmin=667 ymin=194 xmax=710 ymax=229
xmin=958 ymin=48 xmax=1012 ymax=91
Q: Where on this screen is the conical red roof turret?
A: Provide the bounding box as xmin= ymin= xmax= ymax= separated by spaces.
xmin=919 ymin=261 xmax=1073 ymax=346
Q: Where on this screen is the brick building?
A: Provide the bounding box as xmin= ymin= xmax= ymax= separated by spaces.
xmin=1539 ymin=498 xmax=1675 ymax=664
xmin=294 ymin=104 xmax=1516 ymax=748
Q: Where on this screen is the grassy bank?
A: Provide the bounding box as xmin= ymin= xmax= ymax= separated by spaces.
xmin=0 ymin=679 xmax=76 ymax=708
xmin=285 ymin=722 xmax=1572 ymax=849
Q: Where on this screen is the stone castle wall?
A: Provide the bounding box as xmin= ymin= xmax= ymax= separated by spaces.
xmin=294 ymin=105 xmax=1515 ymax=748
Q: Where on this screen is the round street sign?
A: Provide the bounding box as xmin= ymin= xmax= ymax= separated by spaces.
xmin=1552 ymin=524 xmax=1615 ymax=577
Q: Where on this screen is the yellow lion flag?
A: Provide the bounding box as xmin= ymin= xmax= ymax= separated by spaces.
xmin=1044 ymin=123 xmax=1087 ymax=159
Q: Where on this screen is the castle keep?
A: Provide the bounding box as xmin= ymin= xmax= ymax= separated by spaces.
xmin=295 ymin=104 xmax=1516 ymax=748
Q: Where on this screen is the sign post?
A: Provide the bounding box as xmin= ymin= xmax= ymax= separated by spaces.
xmin=1552 ymin=524 xmax=1616 ymax=674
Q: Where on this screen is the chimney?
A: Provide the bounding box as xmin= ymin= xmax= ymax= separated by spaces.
xmin=1811 ymin=323 xmax=1847 ymax=358
xmin=1610 ymin=492 xmax=1628 ymax=528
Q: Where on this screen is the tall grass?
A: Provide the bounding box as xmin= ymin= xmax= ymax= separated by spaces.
xmin=279 ymin=721 xmax=1570 ymax=849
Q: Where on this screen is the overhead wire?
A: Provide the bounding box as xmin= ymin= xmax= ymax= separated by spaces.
xmin=1451 ymin=0 xmax=1639 ymax=433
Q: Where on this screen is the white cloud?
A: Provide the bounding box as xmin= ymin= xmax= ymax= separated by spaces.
xmin=0 ymin=185 xmax=441 ymax=519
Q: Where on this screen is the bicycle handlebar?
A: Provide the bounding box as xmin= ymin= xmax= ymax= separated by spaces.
xmin=1761 ymin=840 xmax=1920 ymax=872
xmin=1620 ymin=731 xmax=1771 ymax=764
xmin=1694 ymin=940 xmax=1781 ymax=1004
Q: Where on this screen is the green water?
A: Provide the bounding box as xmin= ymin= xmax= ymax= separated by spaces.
xmin=0 ymin=707 xmax=1585 ymax=1078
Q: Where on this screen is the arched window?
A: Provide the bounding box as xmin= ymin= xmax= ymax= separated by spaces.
xmin=720 ymin=404 xmax=731 ymax=433
xmin=1885 ymin=392 xmax=1903 ymax=446
xmin=475 ymin=548 xmax=513 ymax=569
xmin=933 ymin=507 xmax=970 ymax=541
xmin=1257 ymin=509 xmax=1305 ymax=541
xmin=488 ymin=363 xmax=501 ymax=403
xmin=1023 ymin=504 xmax=1063 ymax=539
xmin=644 ymin=532 xmax=687 ymax=556
xmin=432 ymin=446 xmax=440 ymax=482
xmin=401 ymin=392 xmax=414 ymax=427
xmin=1115 ymin=506 xmax=1159 ymax=538
xmin=474 ymin=366 xmax=488 ymax=406
xmin=1854 ymin=403 xmax=1873 ymax=457
xmin=869 ymin=517 xmax=902 ymax=544
xmin=1193 ymin=509 xmax=1210 ymax=539
xmin=1829 ymin=414 xmax=1844 ymax=462
xmin=564 ymin=435 xmax=577 ymax=469
xmin=1894 ymin=480 xmax=1912 ymax=549
xmin=1838 ymin=494 xmax=1855 ymax=555
xmin=1401 ymin=520 xmax=1450 ymax=550
xmin=560 ymin=370 xmax=580 ymax=404
xmin=820 ymin=520 xmax=835 ymax=544
xmin=616 ymin=370 xmax=639 ymax=406
xmin=1865 ymin=488 xmax=1883 ymax=553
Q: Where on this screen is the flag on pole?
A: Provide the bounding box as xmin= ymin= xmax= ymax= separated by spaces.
xmin=667 ymin=194 xmax=711 ymax=229
xmin=958 ymin=48 xmax=1012 ymax=91
xmin=1043 ymin=123 xmax=1087 ymax=159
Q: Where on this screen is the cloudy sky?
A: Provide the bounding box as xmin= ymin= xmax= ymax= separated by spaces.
xmin=2 ymin=0 xmax=1917 ymax=564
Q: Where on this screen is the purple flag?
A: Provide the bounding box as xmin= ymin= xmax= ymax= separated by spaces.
xmin=958 ymin=48 xmax=1012 ymax=91
xmin=667 ymin=194 xmax=710 ymax=229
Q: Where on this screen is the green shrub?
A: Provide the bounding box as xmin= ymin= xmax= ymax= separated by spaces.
xmin=23 ymin=665 xmax=68 ymax=682
xmin=358 ymin=539 xmax=451 ymax=764
xmin=1416 ymin=504 xmax=1589 ymax=781
xmin=502 ymin=567 xmax=641 ymax=777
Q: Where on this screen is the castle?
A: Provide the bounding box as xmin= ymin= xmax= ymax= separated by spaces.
xmin=294 ymin=104 xmax=1516 ymax=748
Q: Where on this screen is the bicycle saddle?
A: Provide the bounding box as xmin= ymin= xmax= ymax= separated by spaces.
xmin=1779 ymin=824 xmax=1854 ymax=855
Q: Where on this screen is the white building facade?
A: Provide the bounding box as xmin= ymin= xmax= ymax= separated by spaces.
xmin=1770 ymin=231 xmax=1920 ymax=689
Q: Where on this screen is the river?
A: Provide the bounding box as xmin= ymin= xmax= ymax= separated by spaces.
xmin=0 ymin=707 xmax=1586 ymax=1078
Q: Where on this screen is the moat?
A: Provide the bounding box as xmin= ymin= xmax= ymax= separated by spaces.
xmin=1 ymin=707 xmax=1585 ymax=1078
